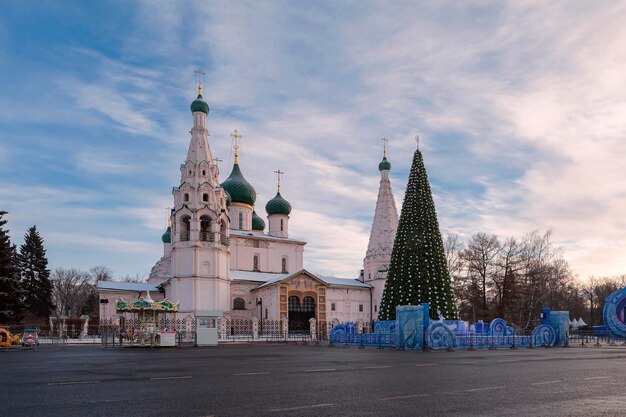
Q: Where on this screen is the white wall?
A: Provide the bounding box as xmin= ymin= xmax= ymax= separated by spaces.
xmin=325 ymin=287 xmax=371 ymax=323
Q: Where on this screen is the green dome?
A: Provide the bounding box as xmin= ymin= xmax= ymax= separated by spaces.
xmin=265 ymin=192 xmax=292 ymax=215
xmin=221 ymin=163 xmax=256 ymax=206
xmin=190 ymin=94 xmax=209 ymax=115
xmin=252 ymin=210 xmax=266 ymax=231
xmin=161 ymin=227 xmax=171 ymax=244
xmin=225 ymin=190 xmax=232 ymax=207
xmin=379 ymin=156 xmax=391 ymax=171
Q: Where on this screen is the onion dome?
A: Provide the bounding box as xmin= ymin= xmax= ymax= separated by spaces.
xmin=252 ymin=210 xmax=265 ymax=231
xmin=379 ymin=156 xmax=391 ymax=171
xmin=221 ymin=163 xmax=256 ymax=207
xmin=161 ymin=226 xmax=171 ymax=243
xmin=190 ymin=90 xmax=209 ymax=115
xmin=265 ymin=192 xmax=292 ymax=215
xmin=225 ymin=189 xmax=232 ymax=207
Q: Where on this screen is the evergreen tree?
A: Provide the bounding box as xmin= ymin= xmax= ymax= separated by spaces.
xmin=379 ymin=146 xmax=457 ymax=320
xmin=0 ymin=211 xmax=25 ymax=324
xmin=19 ymin=225 xmax=54 ymax=320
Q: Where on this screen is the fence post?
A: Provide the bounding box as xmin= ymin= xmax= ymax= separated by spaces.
xmin=252 ymin=317 xmax=259 ymax=341
xmin=220 ymin=318 xmax=227 ymax=341
xmin=281 ymin=316 xmax=289 ymax=342
xmin=309 ymin=318 xmax=317 ymax=342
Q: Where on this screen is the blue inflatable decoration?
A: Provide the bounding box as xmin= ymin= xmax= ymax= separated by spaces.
xmin=531 ymin=324 xmax=556 ymax=347
xmin=603 ymin=287 xmax=626 ymax=339
xmin=426 ymin=322 xmax=457 ymax=349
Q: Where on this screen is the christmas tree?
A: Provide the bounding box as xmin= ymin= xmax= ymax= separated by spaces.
xmin=0 ymin=211 xmax=25 ymax=324
xmin=19 ymin=225 xmax=54 ymax=320
xmin=378 ymin=144 xmax=456 ymax=320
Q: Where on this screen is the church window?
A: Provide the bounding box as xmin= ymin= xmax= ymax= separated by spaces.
xmin=331 ymin=303 xmax=336 ymax=312
xmin=200 ymin=215 xmax=211 ymax=241
xmin=203 ymin=193 xmax=209 ymax=202
xmin=233 ymin=297 xmax=246 ymax=310
xmin=280 ymin=219 xmax=284 ymax=231
xmin=281 ymin=257 xmax=288 ymax=273
xmin=220 ymin=220 xmax=229 ymax=246
xmin=253 ymin=255 xmax=259 ymax=271
xmin=184 ymin=193 xmax=189 ymax=202
xmin=359 ymin=304 xmax=363 ymax=312
xmin=265 ymin=308 xmax=268 ymax=319
xmin=368 ymin=273 xmax=371 ymax=280
xmin=180 ymin=215 xmax=191 ymax=241
xmin=202 ymin=170 xmax=206 ymax=176
xmin=189 ymin=170 xmax=192 ymax=175
xmin=374 ymin=305 xmax=377 ymax=312
xmin=239 ymin=212 xmax=243 ymax=229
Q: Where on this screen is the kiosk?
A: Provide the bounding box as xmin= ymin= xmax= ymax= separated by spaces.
xmin=196 ymin=310 xmax=222 ymax=347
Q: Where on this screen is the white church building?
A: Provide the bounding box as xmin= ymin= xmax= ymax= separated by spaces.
xmin=98 ymin=83 xmax=398 ymax=331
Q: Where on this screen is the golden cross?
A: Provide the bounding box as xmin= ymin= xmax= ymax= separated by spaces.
xmin=382 ymin=137 xmax=389 ymax=157
xmin=274 ymin=169 xmax=284 ymax=192
xmin=230 ymin=129 xmax=242 ymax=163
xmin=195 ymin=69 xmax=205 ymax=94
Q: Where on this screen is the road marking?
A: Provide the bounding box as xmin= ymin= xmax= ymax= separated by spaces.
xmin=47 ymin=380 xmax=101 ymax=386
xmin=465 ymin=386 xmax=506 ymax=392
xmin=149 ymin=375 xmax=193 ymax=380
xmin=380 ymin=393 xmax=430 ymax=400
xmin=303 ymin=368 xmax=336 ymax=373
xmin=234 ymin=372 xmax=271 ymax=376
xmin=530 ymin=380 xmax=562 ymax=386
xmin=584 ymin=376 xmax=610 ymax=380
xmin=270 ymin=403 xmax=334 ymax=412
xmin=415 ymin=363 xmax=439 ymax=367
xmin=364 ymin=365 xmax=392 ymax=369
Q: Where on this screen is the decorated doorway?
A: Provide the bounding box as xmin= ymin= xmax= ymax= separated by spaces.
xmin=288 ymin=295 xmax=316 ymax=333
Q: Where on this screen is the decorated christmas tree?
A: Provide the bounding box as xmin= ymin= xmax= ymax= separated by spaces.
xmin=378 ymin=142 xmax=456 ymax=320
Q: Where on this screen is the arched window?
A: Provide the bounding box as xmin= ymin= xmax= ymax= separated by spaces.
xmin=303 ymin=296 xmax=316 ymax=311
xmin=280 ymin=218 xmax=284 ymax=231
xmin=239 ymin=212 xmax=243 ymax=229
xmin=203 ymin=193 xmax=209 ymax=202
xmin=281 ymin=257 xmax=288 ymax=273
xmin=220 ymin=220 xmax=229 ymax=246
xmin=200 ymin=215 xmax=212 ymax=241
xmin=233 ymin=297 xmax=246 ymax=310
xmin=180 ymin=215 xmax=191 ymax=241
xmin=288 ymin=296 xmax=300 ymax=311
xmin=184 ymin=193 xmax=189 ymax=202
xmin=253 ymin=255 xmax=259 ymax=271
xmin=202 ymin=170 xmax=206 ymax=176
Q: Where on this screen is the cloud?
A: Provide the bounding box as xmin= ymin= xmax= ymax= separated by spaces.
xmin=3 ymin=1 xmax=626 ymax=280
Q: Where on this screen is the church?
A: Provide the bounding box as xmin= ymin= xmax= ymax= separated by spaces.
xmin=98 ymin=83 xmax=399 ymax=331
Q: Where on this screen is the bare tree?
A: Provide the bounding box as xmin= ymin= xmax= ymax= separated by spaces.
xmin=51 ymin=268 xmax=94 ymax=317
xmin=461 ymin=233 xmax=501 ymax=321
xmin=89 ymin=265 xmax=113 ymax=282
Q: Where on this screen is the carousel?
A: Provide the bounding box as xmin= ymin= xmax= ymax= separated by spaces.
xmin=115 ymin=292 xmax=180 ymax=347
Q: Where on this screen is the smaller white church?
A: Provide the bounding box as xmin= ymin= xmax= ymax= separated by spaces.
xmin=98 ymin=83 xmax=398 ymax=331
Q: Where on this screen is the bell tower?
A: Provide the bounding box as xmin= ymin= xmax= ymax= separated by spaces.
xmin=168 ymin=76 xmax=231 ymax=314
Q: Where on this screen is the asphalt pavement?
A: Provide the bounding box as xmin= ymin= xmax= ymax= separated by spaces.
xmin=2 ymin=343 xmax=626 ymax=417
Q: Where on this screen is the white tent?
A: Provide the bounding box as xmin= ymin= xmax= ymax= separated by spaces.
xmin=570 ymin=318 xmax=579 ymax=327
xmin=577 ymin=317 xmax=587 ymax=327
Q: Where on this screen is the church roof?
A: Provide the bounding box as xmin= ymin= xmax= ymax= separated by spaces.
xmin=265 ymin=191 xmax=292 ymax=215
xmin=229 ymin=229 xmax=306 ymax=245
xmin=190 ymin=93 xmax=209 ymax=114
xmin=365 ymin=155 xmax=399 ymax=260
xmin=221 ymin=162 xmax=256 ymax=206
xmin=247 ymin=269 xmax=371 ymax=290
xmin=251 ymin=210 xmax=266 ymax=231
xmin=379 ymin=156 xmax=391 ymax=171
xmin=97 ymin=281 xmax=160 ymax=292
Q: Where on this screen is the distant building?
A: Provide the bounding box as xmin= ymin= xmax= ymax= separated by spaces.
xmin=98 ymin=83 xmax=398 ymax=330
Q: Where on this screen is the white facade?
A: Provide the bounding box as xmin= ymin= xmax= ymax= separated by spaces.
xmin=98 ymin=85 xmax=400 ymax=328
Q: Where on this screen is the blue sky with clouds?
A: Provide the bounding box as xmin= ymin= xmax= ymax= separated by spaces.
xmin=1 ymin=1 xmax=625 ymax=280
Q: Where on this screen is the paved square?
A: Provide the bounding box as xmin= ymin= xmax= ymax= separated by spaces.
xmin=3 ymin=344 xmax=625 ymax=416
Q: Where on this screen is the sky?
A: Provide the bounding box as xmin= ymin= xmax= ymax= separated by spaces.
xmin=1 ymin=1 xmax=625 ymax=281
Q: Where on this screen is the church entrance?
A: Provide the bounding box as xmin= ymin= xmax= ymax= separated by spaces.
xmin=288 ymin=295 xmax=316 ymax=333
